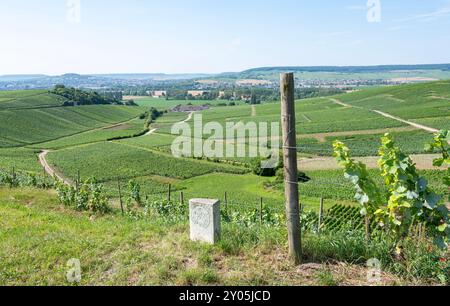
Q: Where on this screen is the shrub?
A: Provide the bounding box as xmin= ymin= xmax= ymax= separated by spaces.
xmin=55 ymin=178 xmax=110 ymax=214
xmin=333 ymin=132 xmax=450 ymax=249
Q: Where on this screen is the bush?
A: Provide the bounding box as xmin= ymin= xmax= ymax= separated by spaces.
xmin=55 ymin=178 xmax=110 ymax=214
xmin=0 ymin=169 xmax=54 ymax=189
xmin=250 ymin=155 xmax=283 ymax=177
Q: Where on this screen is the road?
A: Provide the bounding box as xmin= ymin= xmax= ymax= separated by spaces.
xmin=373 ymin=110 xmax=440 ymax=133
xmin=38 ymin=111 xmax=196 ymax=185
xmin=298 ymin=154 xmax=445 ymax=171
xmin=38 ymin=150 xmax=72 ymax=185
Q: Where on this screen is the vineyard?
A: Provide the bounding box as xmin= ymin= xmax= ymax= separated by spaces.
xmin=0 ymin=80 xmax=449 ymax=285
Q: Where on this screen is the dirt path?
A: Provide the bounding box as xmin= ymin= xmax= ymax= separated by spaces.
xmin=145 ymin=128 xmax=158 ymax=136
xmin=183 ymin=111 xmax=195 ymax=122
xmin=298 ymin=154 xmax=444 ymax=171
xmin=373 ymin=110 xmax=439 ymax=133
xmin=330 ymin=97 xmax=442 ymax=136
xmin=251 ymin=105 xmax=257 ymax=117
xmin=329 ymin=98 xmax=352 ymax=108
xmin=144 ymin=112 xmax=194 ymax=137
xmin=429 ymin=95 xmax=450 ymax=101
xmin=38 ymin=150 xmax=72 ymax=185
xmin=299 ymin=126 xmax=418 ymax=143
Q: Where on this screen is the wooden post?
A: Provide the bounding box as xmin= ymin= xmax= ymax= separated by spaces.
xmin=318 ymin=198 xmax=324 ymax=233
xmin=76 ymin=169 xmax=80 ymax=191
xmin=365 ymin=216 xmax=370 ymax=244
xmin=168 ymin=184 xmax=172 ymax=202
xmin=180 ymin=192 xmax=184 ymax=205
xmin=117 ymin=178 xmax=124 ymax=214
xmin=225 ymin=192 xmax=228 ymax=212
xmin=280 ymin=73 xmax=302 ymax=264
xmin=260 ymin=197 xmax=263 ymax=225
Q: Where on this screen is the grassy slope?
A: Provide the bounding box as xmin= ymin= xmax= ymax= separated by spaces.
xmin=0 ymin=90 xmax=145 ymax=148
xmin=0 ymin=82 xmax=448 ymax=211
xmin=0 ymin=187 xmax=413 ymax=286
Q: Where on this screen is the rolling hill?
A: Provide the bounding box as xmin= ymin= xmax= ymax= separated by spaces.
xmin=0 ymin=90 xmax=145 ymax=148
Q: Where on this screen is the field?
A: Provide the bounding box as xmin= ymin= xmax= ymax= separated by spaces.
xmin=132 ymin=97 xmax=245 ymax=110
xmin=0 ymin=81 xmax=449 ymax=286
xmin=1 ymin=81 xmax=449 ymax=211
xmin=0 ymin=91 xmax=146 ymax=148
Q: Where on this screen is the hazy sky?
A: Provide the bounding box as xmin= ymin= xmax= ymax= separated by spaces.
xmin=1 ymin=0 xmax=450 ymax=75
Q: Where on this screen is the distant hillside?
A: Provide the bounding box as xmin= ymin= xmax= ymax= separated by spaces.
xmin=0 ymin=75 xmax=47 ymax=82
xmin=0 ymin=90 xmax=143 ymax=148
xmin=215 ymin=64 xmax=450 ymax=81
xmin=240 ymin=64 xmax=450 ymax=75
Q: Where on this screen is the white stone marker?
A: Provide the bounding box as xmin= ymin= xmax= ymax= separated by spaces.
xmin=189 ymin=199 xmax=221 ymax=244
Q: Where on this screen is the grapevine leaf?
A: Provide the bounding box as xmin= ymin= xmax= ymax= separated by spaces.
xmin=443 ymin=176 xmax=450 ymax=186
xmin=434 ymin=236 xmax=447 ymax=250
xmin=424 ymin=193 xmax=441 ymax=209
xmin=406 ymin=191 xmax=419 ymax=200
xmin=417 ymin=177 xmax=428 ymax=192
xmin=433 ymin=158 xmax=445 ymax=167
xmin=438 ymin=224 xmax=447 ymax=232
xmin=360 ymin=207 xmax=367 ymax=216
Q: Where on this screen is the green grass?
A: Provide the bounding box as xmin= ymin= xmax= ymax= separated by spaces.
xmin=36 ymin=118 xmax=148 ymax=150
xmin=0 ymin=90 xmax=65 ymax=109
xmin=0 ymin=187 xmax=442 ymax=285
xmin=0 ymin=105 xmax=144 ymax=148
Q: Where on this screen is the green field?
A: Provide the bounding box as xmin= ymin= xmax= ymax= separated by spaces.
xmin=133 ymin=97 xmax=245 ymax=110
xmin=0 ymin=81 xmax=449 ymax=286
xmin=0 ymin=91 xmax=146 ymax=148
xmin=0 ymin=81 xmax=449 ymax=212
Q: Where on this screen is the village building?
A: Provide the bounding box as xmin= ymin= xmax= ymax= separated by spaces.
xmin=151 ymin=90 xmax=167 ymax=98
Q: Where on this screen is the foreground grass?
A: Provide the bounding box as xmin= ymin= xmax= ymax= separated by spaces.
xmin=0 ymin=187 xmax=434 ymax=286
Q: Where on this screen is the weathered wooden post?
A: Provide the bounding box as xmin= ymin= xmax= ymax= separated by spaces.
xmin=318 ymin=198 xmax=324 ymax=233
xmin=75 ymin=169 xmax=81 ymax=191
xmin=280 ymin=73 xmax=302 ymax=264
xmin=180 ymin=191 xmax=185 ymax=205
xmin=117 ymin=178 xmax=124 ymax=214
xmin=168 ymin=184 xmax=172 ymax=202
xmin=11 ymin=166 xmax=16 ymax=188
xmin=260 ymin=197 xmax=263 ymax=225
xmin=224 ymin=191 xmax=228 ymax=212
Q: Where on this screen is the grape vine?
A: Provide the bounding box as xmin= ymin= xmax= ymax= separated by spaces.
xmin=333 ymin=132 xmax=450 ymax=249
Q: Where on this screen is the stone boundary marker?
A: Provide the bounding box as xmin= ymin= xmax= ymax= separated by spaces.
xmin=189 ymin=199 xmax=221 ymax=244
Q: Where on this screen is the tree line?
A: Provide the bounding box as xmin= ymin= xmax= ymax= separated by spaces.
xmin=51 ymin=85 xmax=124 ymax=106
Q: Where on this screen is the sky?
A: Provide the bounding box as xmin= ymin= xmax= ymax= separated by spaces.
xmin=1 ymin=0 xmax=450 ymax=75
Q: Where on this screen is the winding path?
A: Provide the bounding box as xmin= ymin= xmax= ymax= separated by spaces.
xmin=38 ymin=150 xmax=72 ymax=185
xmin=373 ymin=110 xmax=440 ymax=133
xmin=329 ymin=98 xmax=352 ymax=108
xmin=38 ymin=111 xmax=196 ymax=185
xmin=330 ymin=97 xmax=441 ymax=135
xmin=145 ymin=128 xmax=158 ymax=136
xmin=251 ymin=105 xmax=257 ymax=117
